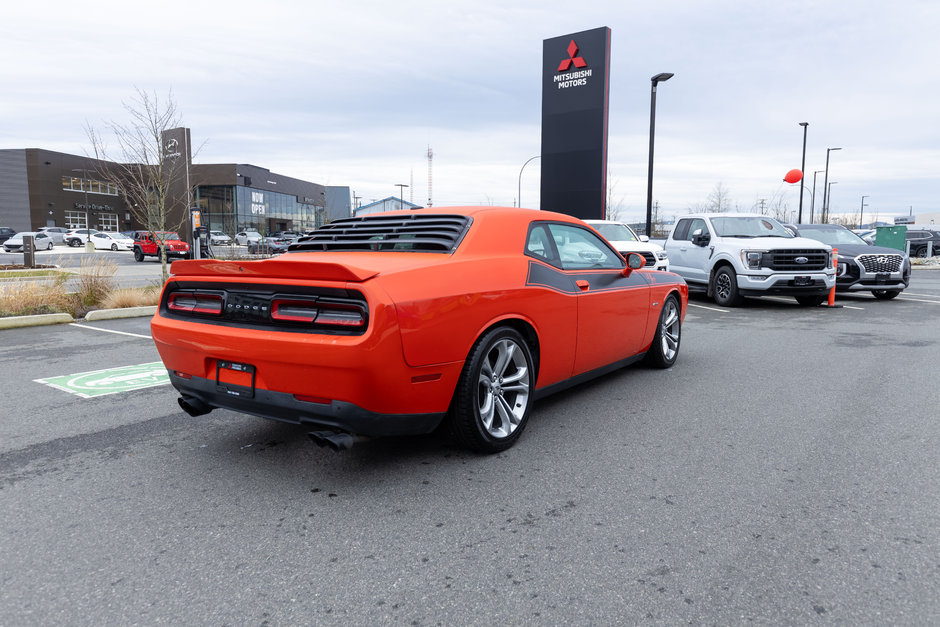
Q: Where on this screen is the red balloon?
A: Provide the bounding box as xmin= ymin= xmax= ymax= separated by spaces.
xmin=784 ymin=169 xmax=803 ymax=184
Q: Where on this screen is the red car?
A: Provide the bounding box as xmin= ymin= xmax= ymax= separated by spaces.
xmin=151 ymin=207 xmax=688 ymax=453
xmin=132 ymin=230 xmax=190 ymax=262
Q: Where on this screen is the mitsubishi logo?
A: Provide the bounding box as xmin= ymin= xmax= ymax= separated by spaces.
xmin=165 ymin=138 xmax=178 ymax=152
xmin=557 ymin=40 xmax=587 ymax=71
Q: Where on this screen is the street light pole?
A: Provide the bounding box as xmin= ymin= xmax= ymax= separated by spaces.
xmin=518 ymin=155 xmax=540 ymax=208
xmin=646 ymin=72 xmax=674 ymax=237
xmin=395 ymin=184 xmax=409 ymax=210
xmin=821 ymin=147 xmax=841 ymax=223
xmin=810 ymin=170 xmax=824 ymax=223
xmin=859 ymin=195 xmax=869 ymax=229
xmin=827 ymin=182 xmax=838 ymax=220
xmin=798 ymin=123 xmax=808 ymax=223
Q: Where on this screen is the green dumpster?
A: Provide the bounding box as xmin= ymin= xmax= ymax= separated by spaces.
xmin=875 ymin=225 xmax=907 ymax=251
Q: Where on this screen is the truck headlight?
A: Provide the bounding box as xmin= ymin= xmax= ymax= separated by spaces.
xmin=741 ymin=250 xmax=763 ymax=269
xmin=655 ymin=251 xmax=668 ymax=260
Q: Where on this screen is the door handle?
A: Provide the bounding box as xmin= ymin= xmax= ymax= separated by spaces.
xmin=576 ymin=280 xmax=590 ymax=291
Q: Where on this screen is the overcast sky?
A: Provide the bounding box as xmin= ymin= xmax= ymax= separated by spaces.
xmin=3 ymin=0 xmax=938 ymax=223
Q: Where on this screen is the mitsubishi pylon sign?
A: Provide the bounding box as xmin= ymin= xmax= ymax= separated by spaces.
xmin=540 ymin=27 xmax=611 ymax=219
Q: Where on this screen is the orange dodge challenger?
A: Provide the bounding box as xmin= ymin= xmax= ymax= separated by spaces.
xmin=151 ymin=207 xmax=688 ymax=453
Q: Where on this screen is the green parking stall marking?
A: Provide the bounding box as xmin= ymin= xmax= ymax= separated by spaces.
xmin=35 ymin=362 xmax=170 ymax=398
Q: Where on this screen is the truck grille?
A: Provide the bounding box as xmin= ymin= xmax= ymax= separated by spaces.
xmin=764 ymin=249 xmax=829 ymax=271
xmin=857 ymin=254 xmax=903 ymax=273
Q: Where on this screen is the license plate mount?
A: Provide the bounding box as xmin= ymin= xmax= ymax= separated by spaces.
xmin=794 ymin=276 xmax=813 ymax=287
xmin=216 ymin=360 xmax=256 ymax=399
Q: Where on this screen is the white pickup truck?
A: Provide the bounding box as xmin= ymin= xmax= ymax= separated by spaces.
xmin=662 ymin=213 xmax=835 ymax=306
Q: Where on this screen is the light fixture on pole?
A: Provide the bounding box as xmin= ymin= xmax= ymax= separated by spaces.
xmin=797 ymin=123 xmax=808 ymax=223
xmin=395 ymin=184 xmax=409 ymax=210
xmin=810 ymin=170 xmax=824 ymax=223
xmin=821 ymin=147 xmax=841 ymax=222
xmin=518 ymin=155 xmax=540 ymax=208
xmin=645 ymin=72 xmax=674 ymax=237
xmin=859 ymin=195 xmax=869 ymax=229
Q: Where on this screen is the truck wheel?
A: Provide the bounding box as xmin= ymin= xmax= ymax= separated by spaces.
xmin=134 ymin=248 xmax=144 ymax=262
xmin=796 ymin=295 xmax=826 ymax=306
xmin=713 ymin=267 xmax=743 ymax=307
xmin=645 ymin=295 xmax=681 ymax=368
xmin=872 ymin=289 xmax=900 ymax=300
xmin=915 ymin=247 xmax=928 ymax=258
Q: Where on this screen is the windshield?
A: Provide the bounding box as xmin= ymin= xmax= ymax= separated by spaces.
xmin=592 ymin=223 xmax=639 ymax=242
xmin=157 ymin=233 xmax=181 ymax=240
xmin=799 ymin=227 xmax=867 ymax=246
xmin=711 ymin=216 xmax=793 ymax=238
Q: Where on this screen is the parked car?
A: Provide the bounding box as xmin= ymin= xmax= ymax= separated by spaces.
xmin=36 ymin=226 xmax=69 ymax=244
xmin=583 ymin=219 xmax=670 ymax=271
xmin=905 ymin=228 xmax=940 ymax=258
xmin=64 ymin=229 xmax=100 ymax=246
xmin=247 ymin=236 xmax=291 ymax=255
xmin=132 ymin=231 xmax=190 ymax=262
xmin=90 ymin=231 xmax=135 ymax=251
xmin=151 ymin=207 xmax=688 ymax=453
xmin=210 ymin=231 xmax=232 ymax=245
xmin=270 ymin=230 xmax=302 ymax=240
xmin=0 ymin=227 xmax=16 ymax=244
xmin=2 ymin=231 xmax=54 ymax=252
xmin=234 ymin=230 xmax=262 ymax=246
xmin=787 ymin=223 xmax=910 ymax=300
xmin=852 ymin=229 xmax=877 ymax=245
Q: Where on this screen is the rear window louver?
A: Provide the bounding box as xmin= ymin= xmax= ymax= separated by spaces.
xmin=288 ymin=214 xmax=472 ymax=253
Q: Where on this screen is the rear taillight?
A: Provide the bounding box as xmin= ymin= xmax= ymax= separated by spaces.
xmin=168 ymin=291 xmax=224 ymax=315
xmin=271 ymin=297 xmax=365 ymax=329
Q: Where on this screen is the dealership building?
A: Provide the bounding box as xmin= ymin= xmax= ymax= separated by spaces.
xmin=0 ymin=132 xmax=350 ymax=242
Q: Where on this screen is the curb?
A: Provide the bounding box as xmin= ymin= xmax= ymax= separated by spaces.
xmin=0 ymin=313 xmax=74 ymax=329
xmin=85 ymin=306 xmax=157 ymax=321
xmin=0 ymin=306 xmax=156 ymax=329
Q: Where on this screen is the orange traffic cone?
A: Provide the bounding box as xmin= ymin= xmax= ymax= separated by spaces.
xmin=828 ymin=248 xmax=838 ymax=307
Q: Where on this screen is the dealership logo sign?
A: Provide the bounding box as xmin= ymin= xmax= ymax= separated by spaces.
xmin=164 ymin=137 xmax=182 ymax=160
xmin=554 ymin=40 xmax=592 ymax=90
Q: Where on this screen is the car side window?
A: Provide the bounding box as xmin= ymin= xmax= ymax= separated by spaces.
xmin=672 ymin=219 xmax=691 ymax=240
xmin=546 ymin=223 xmax=623 ymax=271
xmin=525 ymin=224 xmax=557 ymax=264
xmin=687 ymin=218 xmax=709 ymax=240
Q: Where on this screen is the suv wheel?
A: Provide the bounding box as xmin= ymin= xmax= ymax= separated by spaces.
xmin=134 ymin=248 xmax=144 ymax=262
xmin=796 ymin=295 xmax=826 ymax=306
xmin=713 ymin=266 xmax=743 ymax=307
xmin=68 ymin=238 xmax=80 ymax=247
xmin=872 ymin=289 xmax=901 ymax=300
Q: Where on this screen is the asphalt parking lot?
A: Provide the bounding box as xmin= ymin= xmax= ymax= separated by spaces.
xmin=1 ymin=270 xmax=938 ymax=624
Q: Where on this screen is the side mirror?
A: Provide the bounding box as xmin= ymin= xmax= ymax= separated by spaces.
xmin=622 ymin=252 xmax=645 ymax=274
xmin=639 ymin=235 xmax=650 ymax=242
xmin=692 ymin=233 xmax=711 ymax=246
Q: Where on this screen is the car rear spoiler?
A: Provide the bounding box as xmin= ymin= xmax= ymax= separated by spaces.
xmin=169 ymin=258 xmax=379 ymax=282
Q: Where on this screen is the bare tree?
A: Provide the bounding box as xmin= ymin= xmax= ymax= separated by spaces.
xmin=87 ymin=88 xmax=195 ymax=282
xmin=707 ymin=182 xmax=733 ymax=213
xmin=605 ymin=171 xmax=625 ymax=221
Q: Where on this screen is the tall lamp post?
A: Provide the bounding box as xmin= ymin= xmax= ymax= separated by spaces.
xmin=821 ymin=147 xmax=841 ymax=222
xmin=645 ymin=72 xmax=674 ymax=238
xmin=859 ymin=195 xmax=869 ymax=229
xmin=518 ymin=155 xmax=540 ymax=208
xmin=71 ymin=167 xmax=97 ymax=250
xmin=797 ymin=123 xmax=809 ymax=223
xmin=810 ymin=170 xmax=824 ymax=223
xmin=827 ymin=181 xmax=838 ymax=221
xmin=395 ymin=183 xmax=409 ymax=210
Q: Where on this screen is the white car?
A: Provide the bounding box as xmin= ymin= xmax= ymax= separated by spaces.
xmin=210 ymin=231 xmax=232 ymax=245
xmin=36 ymin=226 xmax=69 ymax=244
xmin=584 ymin=219 xmax=670 ymax=271
xmin=64 ymin=228 xmax=100 ymax=246
xmin=234 ymin=230 xmax=262 ymax=245
xmin=90 ymin=231 xmax=134 ymax=251
xmin=2 ymin=231 xmax=55 ymax=252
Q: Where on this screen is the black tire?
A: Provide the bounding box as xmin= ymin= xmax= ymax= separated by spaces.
xmin=645 ymin=295 xmax=681 ymax=368
xmin=68 ymin=238 xmax=79 ymax=247
xmin=713 ymin=266 xmax=743 ymax=306
xmin=449 ymin=326 xmax=534 ymax=454
xmin=796 ymin=295 xmax=826 ymax=306
xmin=47 ymin=241 xmax=54 ymax=250
xmin=111 ymin=243 xmax=118 ymax=251
xmin=133 ymin=248 xmax=144 ymax=262
xmin=872 ymin=289 xmax=901 ymax=300
xmin=915 ymin=247 xmax=929 ymax=258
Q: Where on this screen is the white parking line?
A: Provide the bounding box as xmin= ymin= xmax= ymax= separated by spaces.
xmin=901 ymin=292 xmax=940 ymax=299
xmin=688 ymin=303 xmax=730 ymax=313
xmin=897 ymin=296 xmax=940 ymax=304
xmin=842 ymin=305 xmax=865 ymax=310
xmin=69 ymin=323 xmax=152 ymax=339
